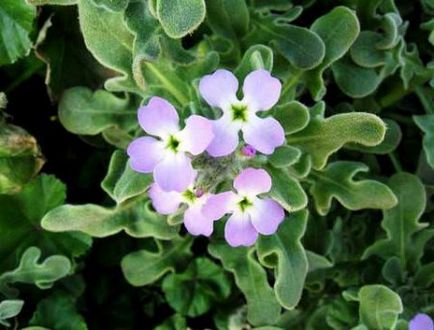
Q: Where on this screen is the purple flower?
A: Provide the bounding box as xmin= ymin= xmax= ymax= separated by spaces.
xmin=203 ymin=168 xmax=285 ymax=247
xmin=241 ymin=144 xmax=256 ymax=157
xmin=148 ymin=181 xmax=217 ymax=237
xmin=199 ymin=69 xmax=285 ymax=157
xmin=410 ymin=314 xmax=434 ymax=330
xmin=127 ymin=97 xmax=214 ymax=192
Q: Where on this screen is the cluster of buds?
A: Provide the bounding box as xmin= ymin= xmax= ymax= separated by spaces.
xmin=128 ymin=69 xmax=286 ymax=247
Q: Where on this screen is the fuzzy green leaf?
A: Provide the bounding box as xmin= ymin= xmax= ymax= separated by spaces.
xmin=91 ymin=0 xmax=128 ymax=11
xmin=156 ymin=0 xmax=206 ymax=38
xmin=101 ymin=150 xmax=152 ymax=204
xmin=414 ymin=115 xmax=434 ymax=169
xmin=0 ymin=247 xmax=71 ymax=296
xmin=205 ymin=0 xmax=249 ymax=39
xmin=121 ymin=237 xmax=193 ymax=286
xmin=162 ymin=258 xmax=231 ymax=317
xmin=0 ymin=300 xmax=24 ymax=327
xmin=234 ymin=45 xmax=273 ymax=82
xmin=0 ymin=0 xmax=36 ymax=66
xmin=307 ymin=6 xmax=360 ymax=100
xmin=27 ymin=0 xmax=77 ymax=4
xmin=257 ymin=210 xmax=308 ymax=309
xmin=358 ymin=285 xmax=403 ymax=330
xmin=268 ymin=145 xmax=302 ymax=168
xmin=286 ymin=112 xmax=386 ymax=169
xmin=363 ymin=173 xmax=432 ymax=270
xmin=273 ymin=101 xmax=310 ymax=135
xmin=208 ymin=243 xmax=281 ymax=326
xmin=309 ymin=161 xmax=397 ymax=215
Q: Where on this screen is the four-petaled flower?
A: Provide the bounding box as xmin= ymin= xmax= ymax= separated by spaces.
xmin=409 ymin=314 xmax=434 ymax=330
xmin=127 ymin=96 xmax=213 ymax=192
xmin=148 ymin=177 xmax=217 ymax=237
xmin=203 ymin=168 xmax=285 ymax=247
xmin=199 ymin=69 xmax=285 ymax=157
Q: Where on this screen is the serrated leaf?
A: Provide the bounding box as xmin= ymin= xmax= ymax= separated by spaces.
xmin=29 ymin=293 xmax=87 ymax=330
xmin=286 ymin=112 xmax=386 ymax=169
xmin=363 ymin=173 xmax=433 ymax=270
xmin=414 ymin=115 xmax=434 ymax=169
xmin=156 ymin=0 xmax=206 ymax=38
xmin=0 ymin=300 xmax=24 ymax=327
xmin=121 ymin=237 xmax=193 ymax=286
xmin=0 ymin=247 xmax=71 ymax=296
xmin=358 ymin=285 xmax=403 ymax=330
xmin=101 ymin=150 xmax=152 ymax=204
xmin=208 ymin=243 xmax=281 ymax=326
xmin=0 ymin=175 xmax=91 ymax=270
xmin=307 ymin=6 xmax=360 ymax=100
xmin=0 ymin=0 xmax=36 ymax=66
xmin=309 ymin=161 xmax=397 ymax=215
xmin=59 ymin=87 xmax=136 ymax=138
xmin=41 ymin=198 xmax=178 ymax=239
xmin=162 ymin=258 xmax=231 ymax=317
xmin=257 ymin=210 xmax=308 ymax=309
xmin=0 ymin=123 xmax=44 ymax=194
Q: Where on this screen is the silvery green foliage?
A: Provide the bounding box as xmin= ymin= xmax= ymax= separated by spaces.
xmin=0 ymin=0 xmax=433 ymax=328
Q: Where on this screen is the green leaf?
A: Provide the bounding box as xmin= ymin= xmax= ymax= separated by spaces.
xmin=266 ymin=166 xmax=308 ymax=213
xmin=286 ymin=112 xmax=386 ymax=169
xmin=414 ymin=115 xmax=434 ymax=169
xmin=29 ymin=293 xmax=87 ymax=330
xmin=41 ymin=198 xmax=178 ymax=239
xmin=268 ymin=145 xmax=302 ymax=168
xmin=27 ymin=0 xmax=77 ymax=4
xmin=155 ymin=314 xmax=186 ymax=330
xmin=358 ymin=285 xmax=403 ymax=330
xmin=0 ymin=0 xmax=36 ymax=66
xmin=234 ymin=45 xmax=273 ymax=82
xmin=205 ymin=0 xmax=249 ymax=39
xmin=0 ymin=247 xmax=71 ymax=296
xmin=0 ymin=175 xmax=91 ymax=270
xmin=208 ymin=243 xmax=281 ymax=326
xmin=156 ymin=0 xmax=206 ymax=38
xmin=273 ymin=101 xmax=310 ymax=135
xmin=162 ymin=258 xmax=231 ymax=317
xmin=91 ymin=0 xmax=128 ymax=11
xmin=257 ymin=210 xmax=308 ymax=309
xmin=121 ymin=237 xmax=193 ymax=286
xmin=77 ymin=0 xmax=139 ymax=93
xmin=0 ymin=300 xmax=24 ymax=327
xmin=307 ymin=6 xmax=360 ymax=100
xmin=363 ymin=173 xmax=432 ymax=270
xmin=309 ymin=161 xmax=397 ymax=215
xmin=0 ymin=123 xmax=44 ymax=194
xmin=59 ymin=87 xmax=136 ymax=138
xmin=101 ymin=150 xmax=152 ymax=204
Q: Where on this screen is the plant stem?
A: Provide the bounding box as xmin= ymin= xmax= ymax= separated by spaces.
xmin=388 ymin=152 xmax=403 ymax=172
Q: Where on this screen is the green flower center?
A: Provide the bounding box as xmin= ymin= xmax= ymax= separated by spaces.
xmin=231 ymin=104 xmax=248 ymax=122
xmin=238 ymin=196 xmax=253 ymax=212
xmin=182 ymin=189 xmax=196 ymax=203
xmin=166 ymin=135 xmax=180 ymax=152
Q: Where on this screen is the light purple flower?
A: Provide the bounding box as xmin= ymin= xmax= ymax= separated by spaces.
xmin=241 ymin=145 xmax=256 ymax=157
xmin=127 ymin=97 xmax=214 ymax=192
xmin=199 ymin=69 xmax=285 ymax=157
xmin=203 ymin=167 xmax=285 ymax=247
xmin=148 ymin=180 xmax=217 ymax=237
xmin=410 ymin=314 xmax=434 ymax=330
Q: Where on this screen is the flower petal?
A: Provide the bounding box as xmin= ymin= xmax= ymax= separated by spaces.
xmin=127 ymin=136 xmax=164 ymax=173
xmin=199 ymin=69 xmax=239 ymax=109
xmin=138 ymin=96 xmax=179 ymax=138
xmin=202 ymin=191 xmax=237 ymax=220
xmin=183 ymin=204 xmax=215 ymax=236
xmin=154 ymin=153 xmax=195 ymax=192
xmin=242 ymin=115 xmax=285 ymax=155
xmin=148 ymin=183 xmax=183 ymax=215
xmin=225 ymin=212 xmax=258 ymax=247
xmin=242 ymin=69 xmax=281 ymax=111
xmin=250 ymin=198 xmax=285 ymax=235
xmin=234 ymin=168 xmax=272 ymax=196
xmin=206 ymin=116 xmax=241 ymax=157
xmin=410 ymin=314 xmax=434 ymax=330
xmin=178 ymin=115 xmax=214 ymax=155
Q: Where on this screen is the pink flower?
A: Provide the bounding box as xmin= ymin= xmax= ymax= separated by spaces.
xmin=199 ymin=69 xmax=285 ymax=157
xmin=127 ymin=97 xmax=214 ymax=192
xmin=203 ymin=168 xmax=285 ymax=247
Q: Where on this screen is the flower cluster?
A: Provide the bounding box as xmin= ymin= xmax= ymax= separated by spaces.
xmin=128 ymin=69 xmax=286 ymax=247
